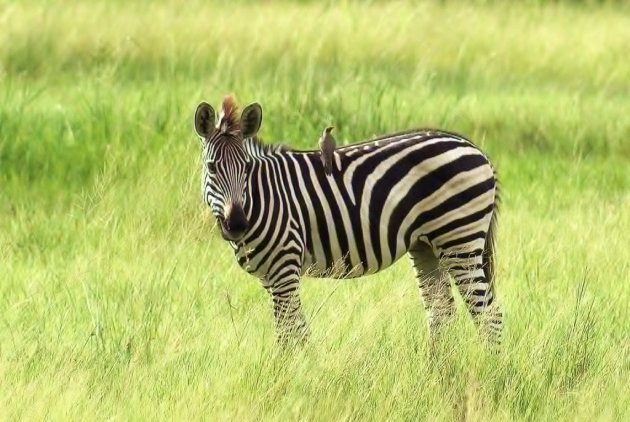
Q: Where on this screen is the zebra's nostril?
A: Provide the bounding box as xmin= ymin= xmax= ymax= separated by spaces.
xmin=226 ymin=217 xmax=247 ymax=232
xmin=221 ymin=205 xmax=248 ymax=240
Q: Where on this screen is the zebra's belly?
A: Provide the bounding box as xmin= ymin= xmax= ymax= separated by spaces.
xmin=301 ymin=246 xmax=409 ymax=279
xmin=234 ymin=242 xmax=408 ymax=281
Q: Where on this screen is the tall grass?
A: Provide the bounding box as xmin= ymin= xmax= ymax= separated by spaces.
xmin=1 ymin=1 xmax=629 ymax=420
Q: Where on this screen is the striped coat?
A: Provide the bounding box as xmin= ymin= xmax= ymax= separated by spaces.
xmin=195 ymin=98 xmax=502 ymax=348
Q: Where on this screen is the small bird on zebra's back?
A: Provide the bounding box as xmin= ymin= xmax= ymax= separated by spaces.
xmin=319 ymin=126 xmax=336 ymax=176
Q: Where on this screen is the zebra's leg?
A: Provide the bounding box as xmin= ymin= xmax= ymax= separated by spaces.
xmin=265 ymin=270 xmax=309 ymax=346
xmin=441 ymin=249 xmax=503 ymax=350
xmin=408 ymin=242 xmax=455 ymax=340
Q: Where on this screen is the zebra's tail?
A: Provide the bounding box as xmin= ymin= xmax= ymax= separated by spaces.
xmin=483 ymin=181 xmax=500 ymax=286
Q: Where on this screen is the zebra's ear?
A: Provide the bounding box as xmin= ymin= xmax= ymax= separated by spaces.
xmin=194 ymin=102 xmax=216 ymax=138
xmin=240 ymin=103 xmax=262 ymax=138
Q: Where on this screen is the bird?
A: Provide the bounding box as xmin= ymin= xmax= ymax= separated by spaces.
xmin=319 ymin=126 xmax=336 ymax=176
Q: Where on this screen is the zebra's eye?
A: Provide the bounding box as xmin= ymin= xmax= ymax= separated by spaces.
xmin=207 ymin=162 xmax=217 ymax=174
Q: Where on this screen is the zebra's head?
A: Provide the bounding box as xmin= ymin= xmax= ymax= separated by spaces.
xmin=194 ymin=96 xmax=262 ymax=242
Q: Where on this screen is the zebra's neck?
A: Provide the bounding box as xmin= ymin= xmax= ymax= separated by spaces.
xmin=237 ymin=145 xmax=302 ymax=276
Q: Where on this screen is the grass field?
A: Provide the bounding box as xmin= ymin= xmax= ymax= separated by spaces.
xmin=1 ymin=0 xmax=629 ymax=420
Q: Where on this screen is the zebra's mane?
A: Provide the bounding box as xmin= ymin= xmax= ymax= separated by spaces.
xmin=243 ymin=127 xmax=473 ymax=159
xmin=244 ymin=136 xmax=292 ymax=157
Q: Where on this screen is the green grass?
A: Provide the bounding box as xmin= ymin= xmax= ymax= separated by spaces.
xmin=1 ymin=1 xmax=629 ymax=420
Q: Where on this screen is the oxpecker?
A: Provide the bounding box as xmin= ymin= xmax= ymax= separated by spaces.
xmin=319 ymin=126 xmax=336 ymax=176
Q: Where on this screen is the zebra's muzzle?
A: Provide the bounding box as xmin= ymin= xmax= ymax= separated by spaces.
xmin=219 ymin=205 xmax=249 ymax=242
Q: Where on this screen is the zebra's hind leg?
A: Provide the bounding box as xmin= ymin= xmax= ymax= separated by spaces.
xmin=265 ymin=271 xmax=310 ymax=347
xmin=409 ymin=242 xmax=455 ymax=342
xmin=441 ymin=249 xmax=503 ymax=351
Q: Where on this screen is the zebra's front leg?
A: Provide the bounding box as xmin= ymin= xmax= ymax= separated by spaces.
xmin=265 ymin=270 xmax=309 ymax=346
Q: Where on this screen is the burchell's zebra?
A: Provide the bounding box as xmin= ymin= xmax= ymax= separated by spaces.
xmin=194 ymin=96 xmax=502 ymax=348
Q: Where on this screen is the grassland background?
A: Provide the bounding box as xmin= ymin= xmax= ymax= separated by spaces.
xmin=1 ymin=0 xmax=629 ymax=420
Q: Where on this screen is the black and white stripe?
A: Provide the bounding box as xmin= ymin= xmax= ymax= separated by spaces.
xmin=194 ymin=101 xmax=502 ymax=348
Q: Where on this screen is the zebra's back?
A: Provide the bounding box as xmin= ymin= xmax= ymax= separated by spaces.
xmin=285 ymin=130 xmax=497 ymax=278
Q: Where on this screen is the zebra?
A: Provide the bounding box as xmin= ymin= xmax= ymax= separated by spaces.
xmin=194 ymin=96 xmax=502 ymax=349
